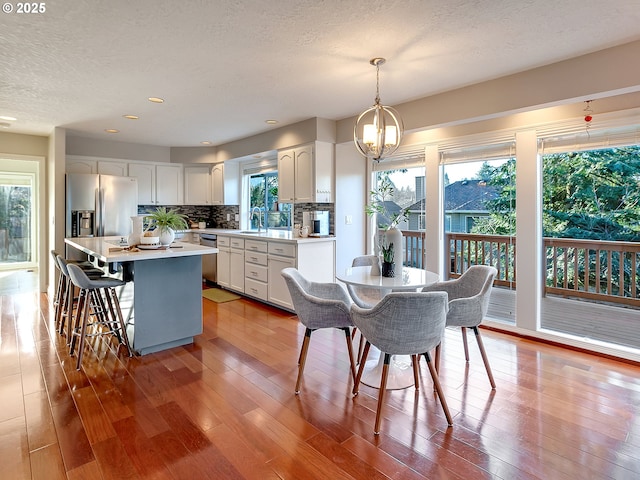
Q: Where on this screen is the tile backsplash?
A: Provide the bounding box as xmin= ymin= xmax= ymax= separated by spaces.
xmin=139 ymin=203 xmax=334 ymax=233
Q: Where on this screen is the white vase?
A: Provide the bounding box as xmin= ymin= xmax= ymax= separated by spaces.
xmin=383 ymin=227 xmax=403 ymax=273
xmin=158 ymin=227 xmax=175 ymax=246
xmin=128 ymin=215 xmax=144 ymax=246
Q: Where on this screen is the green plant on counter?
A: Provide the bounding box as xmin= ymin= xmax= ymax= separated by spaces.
xmin=381 ymin=240 xmax=394 ymax=263
xmin=145 ymin=207 xmax=188 ymax=232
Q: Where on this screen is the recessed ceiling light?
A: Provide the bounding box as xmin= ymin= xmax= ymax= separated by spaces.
xmin=148 ymin=97 xmax=164 ymax=103
xmin=200 ymin=141 xmax=212 ymax=145
xmin=265 ymin=119 xmax=278 ymax=125
xmin=123 ymin=115 xmax=139 ymax=120
xmin=0 ymin=115 xmax=17 ymax=121
xmin=105 ymin=129 xmax=119 ymax=133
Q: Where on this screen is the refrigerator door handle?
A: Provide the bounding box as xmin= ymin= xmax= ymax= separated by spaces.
xmin=97 ymin=187 xmax=104 ymax=237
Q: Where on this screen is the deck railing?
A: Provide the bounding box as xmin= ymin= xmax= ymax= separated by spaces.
xmin=401 ymin=231 xmax=640 ymax=307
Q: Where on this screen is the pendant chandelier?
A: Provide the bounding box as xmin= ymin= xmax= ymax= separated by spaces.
xmin=353 ymin=58 xmax=404 ymax=162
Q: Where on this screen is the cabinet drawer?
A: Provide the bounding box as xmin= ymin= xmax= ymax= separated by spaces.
xmin=245 ymin=251 xmax=268 ymax=266
xmin=230 ymin=237 xmax=245 ymax=249
xmin=245 ymin=239 xmax=267 ymax=253
xmin=245 ymin=263 xmax=268 ymax=282
xmin=245 ymin=278 xmax=268 ymax=300
xmin=268 ymin=241 xmax=296 ymax=257
xmin=217 ymin=236 xmax=230 ymax=247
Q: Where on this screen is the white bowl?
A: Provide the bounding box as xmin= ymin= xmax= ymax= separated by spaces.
xmin=139 ymin=235 xmax=160 ymax=245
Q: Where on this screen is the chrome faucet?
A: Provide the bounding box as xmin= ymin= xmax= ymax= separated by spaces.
xmin=250 ymin=206 xmax=263 ymax=232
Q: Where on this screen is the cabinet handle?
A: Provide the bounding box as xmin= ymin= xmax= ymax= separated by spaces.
xmin=250 ymin=288 xmax=258 ymax=294
xmin=252 ymin=271 xmax=258 ymax=277
xmin=250 ymin=256 xmax=257 ymax=262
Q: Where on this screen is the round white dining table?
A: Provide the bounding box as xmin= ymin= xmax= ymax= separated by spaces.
xmin=337 ymin=265 xmax=440 ymax=390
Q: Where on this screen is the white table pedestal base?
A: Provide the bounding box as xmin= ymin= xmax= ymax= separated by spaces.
xmin=360 ymin=348 xmax=415 ymax=390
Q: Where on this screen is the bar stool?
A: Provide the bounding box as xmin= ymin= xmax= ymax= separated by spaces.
xmin=65 ymin=263 xmax=133 ymax=370
xmin=54 ymin=253 xmax=105 ymax=338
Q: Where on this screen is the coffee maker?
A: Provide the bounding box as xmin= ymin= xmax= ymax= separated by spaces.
xmin=303 ymin=211 xmax=329 ymax=236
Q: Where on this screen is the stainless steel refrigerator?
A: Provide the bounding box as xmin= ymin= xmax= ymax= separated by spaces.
xmin=65 ymin=173 xmax=138 ymax=239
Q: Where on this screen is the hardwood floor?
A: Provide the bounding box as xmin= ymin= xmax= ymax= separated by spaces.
xmin=2 ymin=286 xmax=640 ymax=479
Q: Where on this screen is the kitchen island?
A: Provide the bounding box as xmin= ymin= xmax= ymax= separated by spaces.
xmin=65 ymin=236 xmax=218 ymax=355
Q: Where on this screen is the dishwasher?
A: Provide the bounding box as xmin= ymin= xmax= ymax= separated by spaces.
xmin=200 ymin=233 xmax=217 ymax=284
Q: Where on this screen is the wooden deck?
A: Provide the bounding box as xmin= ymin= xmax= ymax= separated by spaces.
xmin=487 ymin=287 xmax=640 ymax=351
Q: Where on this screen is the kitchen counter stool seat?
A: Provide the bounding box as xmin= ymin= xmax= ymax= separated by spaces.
xmin=54 ymin=254 xmax=106 ymax=338
xmin=65 ymin=262 xmax=132 ymax=370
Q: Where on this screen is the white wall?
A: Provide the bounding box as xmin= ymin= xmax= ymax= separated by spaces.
xmin=66 ymin=136 xmax=171 ymax=162
xmin=334 ymin=143 xmax=367 ymax=273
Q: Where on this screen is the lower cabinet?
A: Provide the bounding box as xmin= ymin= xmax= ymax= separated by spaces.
xmin=217 ymin=234 xmax=336 ymax=312
xmin=268 ymin=254 xmax=296 ymax=309
xmin=244 ymin=239 xmax=268 ymax=300
xmin=217 ymin=237 xmax=231 ymax=288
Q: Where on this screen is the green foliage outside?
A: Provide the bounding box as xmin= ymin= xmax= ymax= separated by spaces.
xmin=468 ymin=146 xmax=640 ymax=298
xmin=249 ymin=172 xmax=291 ymax=229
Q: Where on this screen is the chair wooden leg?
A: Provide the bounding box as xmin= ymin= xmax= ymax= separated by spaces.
xmin=461 ymin=327 xmax=470 ymax=361
xmin=374 ymin=353 xmax=391 ymax=435
xmin=473 ymin=327 xmax=496 ymax=389
xmin=295 ymin=328 xmax=312 ymax=394
xmin=424 ymin=352 xmax=453 ymax=426
xmin=411 ymin=355 xmax=420 ymax=390
xmin=342 ymin=328 xmax=357 ymax=383
xmin=352 ymin=341 xmax=371 ymax=395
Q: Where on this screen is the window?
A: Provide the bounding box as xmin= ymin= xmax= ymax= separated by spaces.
xmin=248 ymin=171 xmax=291 ymax=231
xmin=0 ymin=172 xmax=36 ymax=268
xmin=371 ymin=163 xmax=425 ymax=267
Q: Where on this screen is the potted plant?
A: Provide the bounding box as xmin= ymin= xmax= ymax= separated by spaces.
xmin=366 ymin=176 xmax=409 ymax=269
xmin=380 ymin=240 xmax=395 ymax=277
xmin=145 ymin=207 xmax=188 ymax=246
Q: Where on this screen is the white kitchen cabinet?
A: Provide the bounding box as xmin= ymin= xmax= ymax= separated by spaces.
xmin=244 ymin=239 xmax=268 ymax=300
xmin=66 ymin=156 xmax=97 ymax=174
xmin=277 ymin=142 xmax=333 ymax=203
xmin=211 ymin=162 xmax=240 ymax=205
xmin=98 ymin=160 xmax=128 ymax=176
xmin=216 ymin=236 xmax=231 ymax=287
xmin=129 ymin=162 xmax=183 ymax=205
xmin=229 ymin=249 xmax=245 ymax=292
xmin=217 ymin=236 xmax=244 ymax=292
xmin=268 ymin=239 xmax=336 ymax=310
xmin=267 ymin=254 xmax=296 ymax=309
xmin=184 ymin=165 xmax=212 ymax=205
xmin=156 ymin=164 xmax=183 ymax=205
xmin=128 ymin=162 xmax=156 ymax=204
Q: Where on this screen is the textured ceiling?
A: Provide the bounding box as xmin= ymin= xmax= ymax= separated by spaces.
xmin=1 ymin=0 xmax=639 ymax=147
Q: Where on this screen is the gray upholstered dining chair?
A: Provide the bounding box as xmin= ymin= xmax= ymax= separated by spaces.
xmin=281 ymin=267 xmax=357 ymax=394
xmin=346 ymin=255 xmax=383 ymax=308
xmin=346 ymin=255 xmax=383 ymax=364
xmin=351 ymin=291 xmax=453 ymax=434
xmin=422 ymin=265 xmax=498 ymax=389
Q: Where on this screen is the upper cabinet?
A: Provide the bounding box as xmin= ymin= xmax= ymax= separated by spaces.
xmin=278 ymin=142 xmax=333 ymax=203
xmin=66 ymin=156 xmax=97 ymax=174
xmin=97 ymin=161 xmax=128 ymax=176
xmin=212 ymin=162 xmax=240 ymax=205
xmin=155 ymin=164 xmax=183 ymax=205
xmin=184 ymin=165 xmax=212 ymax=205
xmin=128 ymin=162 xmax=183 ymax=205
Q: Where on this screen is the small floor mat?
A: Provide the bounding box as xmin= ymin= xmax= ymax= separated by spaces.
xmin=202 ymin=288 xmax=241 ymax=303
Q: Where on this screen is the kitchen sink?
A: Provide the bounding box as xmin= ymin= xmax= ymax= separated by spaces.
xmin=238 ymin=231 xmax=263 ymax=235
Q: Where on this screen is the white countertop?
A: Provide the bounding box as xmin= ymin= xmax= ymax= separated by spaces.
xmin=65 ymin=236 xmax=218 ymax=263
xmin=188 ymin=228 xmax=335 ymax=243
